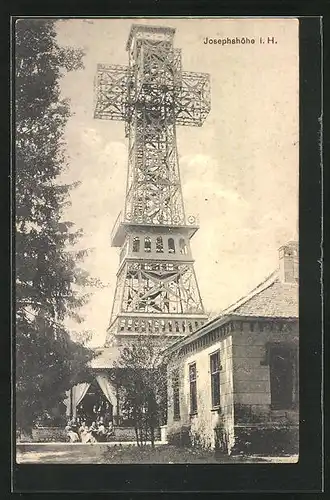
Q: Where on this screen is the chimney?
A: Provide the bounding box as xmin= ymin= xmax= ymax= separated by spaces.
xmin=278 ymin=241 xmax=299 ymax=283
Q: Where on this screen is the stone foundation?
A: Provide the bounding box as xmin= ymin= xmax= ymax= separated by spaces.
xmin=231 ymin=424 xmax=299 ymax=456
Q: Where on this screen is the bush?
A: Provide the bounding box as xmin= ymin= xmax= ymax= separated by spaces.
xmin=214 ymin=423 xmax=230 ymax=454
xmin=167 ymin=425 xmax=192 ymax=447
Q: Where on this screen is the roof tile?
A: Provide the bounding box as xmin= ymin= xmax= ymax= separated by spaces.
xmin=222 ymin=273 xmax=298 ymax=318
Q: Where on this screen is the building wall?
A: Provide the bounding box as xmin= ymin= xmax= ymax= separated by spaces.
xmin=232 ymin=320 xmax=299 ymax=426
xmin=166 ymin=318 xmax=299 ymax=454
xmin=167 ymin=335 xmax=235 ymax=452
xmin=228 ymin=319 xmax=299 ymax=454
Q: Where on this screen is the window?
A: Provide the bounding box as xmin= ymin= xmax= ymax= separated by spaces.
xmin=210 ymin=351 xmax=221 ymax=408
xmin=144 ymin=236 xmax=151 ymax=252
xmin=172 ymin=369 xmax=180 ymax=420
xmin=269 ymin=344 xmax=296 ymax=410
xmin=168 ymin=238 xmax=175 ymax=253
xmin=132 ymin=236 xmax=140 ymax=252
xmin=179 ymin=238 xmax=187 ymax=255
xmin=189 ymin=363 xmax=197 ymax=414
xmin=156 ymin=236 xmax=164 ymax=253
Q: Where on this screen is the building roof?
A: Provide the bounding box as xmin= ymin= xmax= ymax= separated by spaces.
xmin=220 ymin=270 xmax=298 ymax=319
xmin=164 ymin=266 xmax=298 ymax=355
xmin=88 ymin=345 xmax=122 ymax=370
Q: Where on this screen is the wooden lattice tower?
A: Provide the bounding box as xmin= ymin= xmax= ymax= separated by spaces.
xmin=94 ymin=25 xmax=211 ymax=346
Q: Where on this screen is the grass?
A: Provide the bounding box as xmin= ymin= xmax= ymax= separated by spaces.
xmin=102 ymin=444 xmax=221 ymax=463
xmin=16 ymin=443 xmax=298 ymax=464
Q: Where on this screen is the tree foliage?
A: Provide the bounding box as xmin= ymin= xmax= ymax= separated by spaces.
xmin=15 ymin=19 xmax=94 ymax=435
xmin=111 ymin=336 xmax=169 ymax=448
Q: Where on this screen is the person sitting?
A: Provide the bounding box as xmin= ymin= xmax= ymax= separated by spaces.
xmin=79 ymin=421 xmax=95 ymax=444
xmin=88 ymin=421 xmax=98 ymax=441
xmin=106 ymin=421 xmax=114 ymax=439
xmin=64 ymin=421 xmax=71 ymax=435
xmin=70 ymin=418 xmax=79 ymax=433
xmin=65 ymin=420 xmax=80 ymax=443
xmin=67 ymin=430 xmax=80 ymax=443
xmin=90 ymin=420 xmax=97 ymax=432
xmin=78 ymin=421 xmax=87 ymax=442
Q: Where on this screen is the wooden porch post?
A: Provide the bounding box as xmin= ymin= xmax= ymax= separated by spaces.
xmin=116 ymin=383 xmax=120 ymax=426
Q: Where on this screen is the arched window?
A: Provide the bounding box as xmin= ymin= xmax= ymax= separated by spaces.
xmin=156 ymin=236 xmax=164 ymax=253
xmin=133 ymin=236 xmax=140 ymax=252
xmin=168 ymin=237 xmax=175 ymax=253
xmin=144 ymin=236 xmax=151 ymax=252
xmin=179 ymin=238 xmax=187 ymax=255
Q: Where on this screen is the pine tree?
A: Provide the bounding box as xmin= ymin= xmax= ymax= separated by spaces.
xmin=15 ymin=19 xmax=94 ymax=435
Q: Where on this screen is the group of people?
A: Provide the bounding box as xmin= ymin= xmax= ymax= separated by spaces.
xmin=65 ymin=416 xmax=114 ymax=443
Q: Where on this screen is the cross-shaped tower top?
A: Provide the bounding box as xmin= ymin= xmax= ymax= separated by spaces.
xmin=95 ymin=24 xmax=210 ymax=238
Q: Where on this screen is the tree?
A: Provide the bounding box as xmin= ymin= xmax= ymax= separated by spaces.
xmin=15 ymin=19 xmax=95 ymax=436
xmin=112 ymin=336 xmax=170 ymax=448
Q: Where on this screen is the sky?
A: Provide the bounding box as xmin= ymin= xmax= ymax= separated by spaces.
xmin=56 ymin=18 xmax=299 ymax=347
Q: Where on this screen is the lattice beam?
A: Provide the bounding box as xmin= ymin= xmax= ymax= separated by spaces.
xmin=175 ymin=71 xmax=211 ymax=127
xmin=94 ymin=64 xmax=130 ymax=121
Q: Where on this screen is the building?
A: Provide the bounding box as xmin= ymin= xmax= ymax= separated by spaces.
xmin=165 ymin=241 xmax=299 ymax=455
